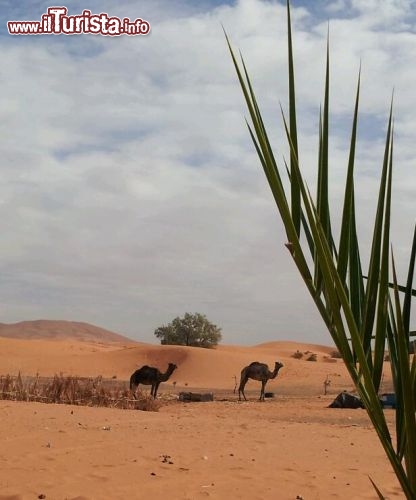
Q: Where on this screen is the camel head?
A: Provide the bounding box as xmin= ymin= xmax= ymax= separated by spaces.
xmin=167 ymin=363 xmax=177 ymax=373
xmin=273 ymin=361 xmax=284 ymax=375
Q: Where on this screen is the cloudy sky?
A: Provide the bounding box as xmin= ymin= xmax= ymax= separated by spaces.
xmin=0 ymin=0 xmax=415 ymax=345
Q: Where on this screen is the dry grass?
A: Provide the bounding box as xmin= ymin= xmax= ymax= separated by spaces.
xmin=0 ymin=373 xmax=161 ymax=411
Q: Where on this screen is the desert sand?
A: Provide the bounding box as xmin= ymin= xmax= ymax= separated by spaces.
xmin=0 ymin=321 xmax=403 ymax=499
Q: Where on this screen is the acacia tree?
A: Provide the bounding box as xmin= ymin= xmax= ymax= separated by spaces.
xmin=154 ymin=313 xmax=222 ymax=348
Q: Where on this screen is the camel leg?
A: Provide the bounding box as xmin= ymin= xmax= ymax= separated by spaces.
xmin=153 ymin=382 xmax=161 ymax=399
xmin=260 ymin=380 xmax=266 ymax=401
xmin=238 ymin=377 xmax=248 ymax=401
xmin=129 ymin=374 xmax=137 ymax=399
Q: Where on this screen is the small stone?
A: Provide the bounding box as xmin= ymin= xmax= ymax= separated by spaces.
xmin=38 ymin=495 xmax=46 ymax=499
xmin=150 ymin=472 xmax=156 ymax=476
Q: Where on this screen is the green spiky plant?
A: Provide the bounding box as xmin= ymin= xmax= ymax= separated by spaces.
xmin=226 ymin=1 xmax=416 ymax=497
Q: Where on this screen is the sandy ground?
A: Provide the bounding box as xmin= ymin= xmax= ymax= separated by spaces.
xmin=0 ymin=330 xmax=403 ymax=499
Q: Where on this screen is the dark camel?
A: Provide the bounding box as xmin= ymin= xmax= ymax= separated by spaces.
xmin=130 ymin=362 xmax=177 ymax=399
xmin=238 ymin=361 xmax=283 ymax=401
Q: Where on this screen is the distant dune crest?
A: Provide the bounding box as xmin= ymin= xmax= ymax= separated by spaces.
xmin=0 ymin=319 xmax=133 ymax=343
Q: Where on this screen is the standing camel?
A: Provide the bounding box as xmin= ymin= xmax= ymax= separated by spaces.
xmin=238 ymin=361 xmax=283 ymax=401
xmin=130 ymin=362 xmax=177 ymax=399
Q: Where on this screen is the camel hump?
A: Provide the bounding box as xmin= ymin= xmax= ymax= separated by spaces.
xmin=133 ymin=365 xmax=157 ymax=377
xmin=248 ymin=361 xmax=268 ymax=369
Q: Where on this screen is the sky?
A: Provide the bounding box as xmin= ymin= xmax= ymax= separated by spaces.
xmin=0 ymin=0 xmax=415 ymax=345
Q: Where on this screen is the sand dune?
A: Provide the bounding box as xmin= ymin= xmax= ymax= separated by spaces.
xmin=0 ymin=335 xmax=390 ymax=396
xmin=253 ymin=340 xmax=337 ymax=356
xmin=0 ymin=323 xmax=399 ymax=499
xmin=0 ymin=319 xmax=133 ymax=343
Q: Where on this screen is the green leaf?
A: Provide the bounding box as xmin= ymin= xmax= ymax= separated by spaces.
xmin=369 ymin=476 xmax=386 ymax=499
xmin=286 ymin=0 xmax=301 ymax=236
xmin=403 ymin=224 xmax=416 ymax=337
xmin=227 ymin=1 xmax=415 ymax=496
xmin=391 ymin=254 xmax=416 ymax=492
xmin=361 ymin=100 xmax=394 ymax=360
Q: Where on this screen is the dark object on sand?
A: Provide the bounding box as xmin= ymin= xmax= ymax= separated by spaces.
xmin=380 ymin=393 xmax=397 ymax=409
xmin=328 ymin=392 xmax=364 ymax=409
xmin=178 ymin=392 xmax=214 ymax=402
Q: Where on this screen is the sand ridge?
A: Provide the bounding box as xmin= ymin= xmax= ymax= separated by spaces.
xmin=0 ymin=336 xmax=357 ymax=394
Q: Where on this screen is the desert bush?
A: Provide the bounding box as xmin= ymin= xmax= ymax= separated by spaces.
xmin=0 ymin=374 xmax=161 ymax=411
xmin=291 ymin=350 xmax=303 ymax=359
xmin=330 ymin=350 xmax=342 ymax=359
xmin=0 ymin=372 xmax=42 ymax=402
xmin=306 ymin=353 xmax=317 ymax=362
xmin=323 ymin=356 xmax=337 ymax=363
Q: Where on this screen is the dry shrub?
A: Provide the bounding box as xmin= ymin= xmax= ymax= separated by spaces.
xmin=0 ymin=374 xmax=161 ymax=412
xmin=0 ymin=372 xmax=42 ymax=402
xmin=306 ymin=353 xmax=317 ymax=362
xmin=291 ymin=350 xmax=303 ymax=359
xmin=132 ymin=390 xmax=162 ymax=411
xmin=323 ymin=356 xmax=337 ymax=363
xmin=330 ymin=350 xmax=342 ymax=359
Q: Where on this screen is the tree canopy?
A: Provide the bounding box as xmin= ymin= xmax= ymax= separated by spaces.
xmin=154 ymin=313 xmax=222 ymax=348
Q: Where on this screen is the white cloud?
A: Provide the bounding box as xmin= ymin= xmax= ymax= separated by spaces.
xmin=0 ymin=0 xmax=414 ymax=344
